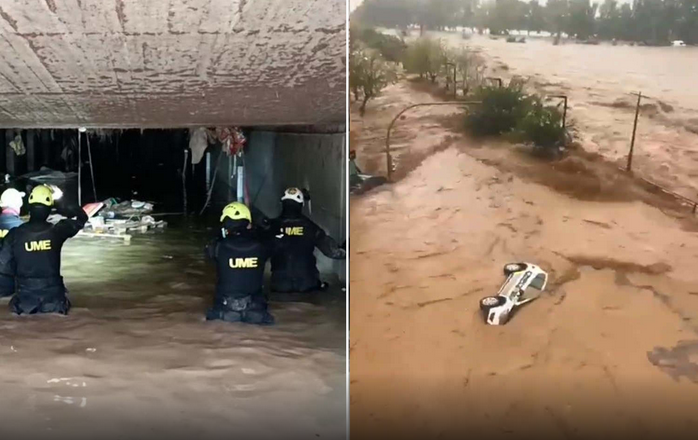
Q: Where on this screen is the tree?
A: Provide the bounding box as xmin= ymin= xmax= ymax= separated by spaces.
xmin=352 ymin=0 xmax=416 ymax=29
xmin=355 ymin=27 xmax=407 ymax=63
xmin=458 ymin=0 xmax=478 ymax=30
xmin=676 ymin=0 xmax=698 ymax=44
xmin=597 ymin=0 xmax=620 ymax=40
xmin=528 ymin=0 xmax=547 ymax=34
xmin=349 ymin=46 xmax=364 ymax=102
xmin=350 ymin=48 xmax=396 ymax=116
xmin=404 ymin=37 xmax=446 ymax=83
xmin=353 ymin=0 xmax=698 ymax=45
xmin=488 ymin=0 xmax=526 ymax=34
xmin=473 ymin=1 xmax=492 ymax=33
xmin=451 ymin=47 xmax=486 ymax=96
xmin=568 ymin=0 xmax=598 ymax=39
xmin=546 ymin=0 xmax=570 ymax=41
xmin=618 ymin=3 xmax=635 ymax=41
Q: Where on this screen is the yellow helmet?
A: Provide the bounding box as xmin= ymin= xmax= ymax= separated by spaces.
xmin=220 ymin=202 xmax=251 ymax=223
xmin=28 ymin=185 xmax=54 ymax=207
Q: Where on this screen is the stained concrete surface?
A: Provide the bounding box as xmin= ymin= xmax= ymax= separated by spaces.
xmin=0 ymin=0 xmax=346 ymax=128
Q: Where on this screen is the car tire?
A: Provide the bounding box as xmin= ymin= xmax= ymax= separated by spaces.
xmin=480 ymin=295 xmax=506 ymax=311
xmin=503 ymin=263 xmax=527 ymax=276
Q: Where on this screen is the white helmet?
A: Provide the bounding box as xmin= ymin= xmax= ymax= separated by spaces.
xmin=0 ymin=188 xmax=25 ymax=212
xmin=281 ymin=187 xmax=304 ymax=204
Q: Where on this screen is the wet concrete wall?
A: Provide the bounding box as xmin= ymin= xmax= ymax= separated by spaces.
xmin=244 ymin=129 xmax=346 ymax=282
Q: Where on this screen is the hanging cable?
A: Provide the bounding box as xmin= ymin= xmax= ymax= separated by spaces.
xmin=182 ymin=149 xmax=189 ymax=216
xmin=199 ymin=148 xmax=224 ymax=215
xmin=86 ymin=132 xmax=97 ymax=202
xmin=77 ymin=130 xmax=82 ymax=205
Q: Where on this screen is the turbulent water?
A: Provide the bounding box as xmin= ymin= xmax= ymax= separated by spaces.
xmin=415 ymin=32 xmax=698 ymax=200
xmin=350 ymin=72 xmax=698 ymax=439
xmin=0 ymin=224 xmax=346 ymax=440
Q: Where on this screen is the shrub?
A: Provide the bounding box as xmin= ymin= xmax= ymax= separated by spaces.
xmin=516 ymin=97 xmax=566 ymax=149
xmin=466 ymin=81 xmax=530 ymax=136
xmin=466 ymin=80 xmax=567 ymax=150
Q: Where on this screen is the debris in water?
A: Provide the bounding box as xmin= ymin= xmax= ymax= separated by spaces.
xmin=54 ymin=395 xmax=74 ymax=405
xmin=647 ymin=340 xmax=698 ymax=383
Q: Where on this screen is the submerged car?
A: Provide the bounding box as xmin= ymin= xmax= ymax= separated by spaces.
xmin=479 ymin=263 xmax=548 ymax=325
xmin=349 ymin=150 xmax=387 ymax=195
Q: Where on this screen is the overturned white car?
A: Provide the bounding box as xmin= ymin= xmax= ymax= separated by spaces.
xmin=479 ymin=263 xmax=548 ymax=325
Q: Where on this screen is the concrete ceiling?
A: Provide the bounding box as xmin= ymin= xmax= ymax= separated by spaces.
xmin=0 ymin=0 xmax=346 ymax=128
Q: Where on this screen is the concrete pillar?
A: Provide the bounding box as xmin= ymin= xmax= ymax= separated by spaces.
xmin=5 ymin=129 xmax=15 ymax=176
xmin=26 ymin=129 xmax=35 ymax=171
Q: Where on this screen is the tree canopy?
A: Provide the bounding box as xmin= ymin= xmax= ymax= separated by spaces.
xmin=351 ymin=0 xmax=698 ymax=44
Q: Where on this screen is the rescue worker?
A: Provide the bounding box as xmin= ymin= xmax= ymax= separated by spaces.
xmin=205 ymin=202 xmax=274 ymax=325
xmin=0 ymin=188 xmax=25 ymax=297
xmin=267 ymin=187 xmax=345 ymax=293
xmin=0 ymin=185 xmax=87 ymax=315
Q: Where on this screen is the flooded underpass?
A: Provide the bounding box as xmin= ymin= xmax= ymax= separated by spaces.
xmin=0 ymin=223 xmax=346 ymax=440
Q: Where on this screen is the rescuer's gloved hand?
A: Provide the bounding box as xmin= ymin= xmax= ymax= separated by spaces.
xmin=46 ymin=184 xmax=63 ymax=202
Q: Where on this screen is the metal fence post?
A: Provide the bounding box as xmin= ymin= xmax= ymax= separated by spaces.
xmin=385 ymin=101 xmax=481 ymax=182
xmin=550 ymin=95 xmax=568 ymax=129
xmin=627 ymin=92 xmax=642 ymax=172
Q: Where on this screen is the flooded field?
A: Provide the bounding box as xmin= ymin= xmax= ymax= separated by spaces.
xmin=0 ymin=223 xmax=346 ymax=440
xmin=434 ymin=33 xmax=698 ymax=200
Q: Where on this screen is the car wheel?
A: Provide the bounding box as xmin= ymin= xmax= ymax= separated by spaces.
xmin=480 ymin=295 xmax=506 ymax=311
xmin=503 ymin=263 xmax=526 ymax=276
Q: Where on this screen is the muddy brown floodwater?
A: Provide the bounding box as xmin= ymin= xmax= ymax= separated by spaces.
xmin=350 ymin=73 xmax=698 ymax=439
xmin=0 ymin=225 xmax=346 ymax=440
xmin=437 ymin=32 xmax=698 ymax=201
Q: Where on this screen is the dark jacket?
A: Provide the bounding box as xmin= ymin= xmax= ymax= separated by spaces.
xmin=267 ymin=210 xmax=344 ymax=292
xmin=0 ymin=206 xmax=86 ymax=314
xmin=3 ymin=212 xmax=86 ymax=282
xmin=206 ymin=229 xmax=271 ymax=300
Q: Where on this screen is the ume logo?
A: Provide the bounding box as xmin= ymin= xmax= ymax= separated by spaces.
xmin=284 ymin=227 xmax=304 ymax=236
xmin=229 ymin=257 xmax=258 ymax=269
xmin=25 ymin=240 xmax=52 ymax=252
